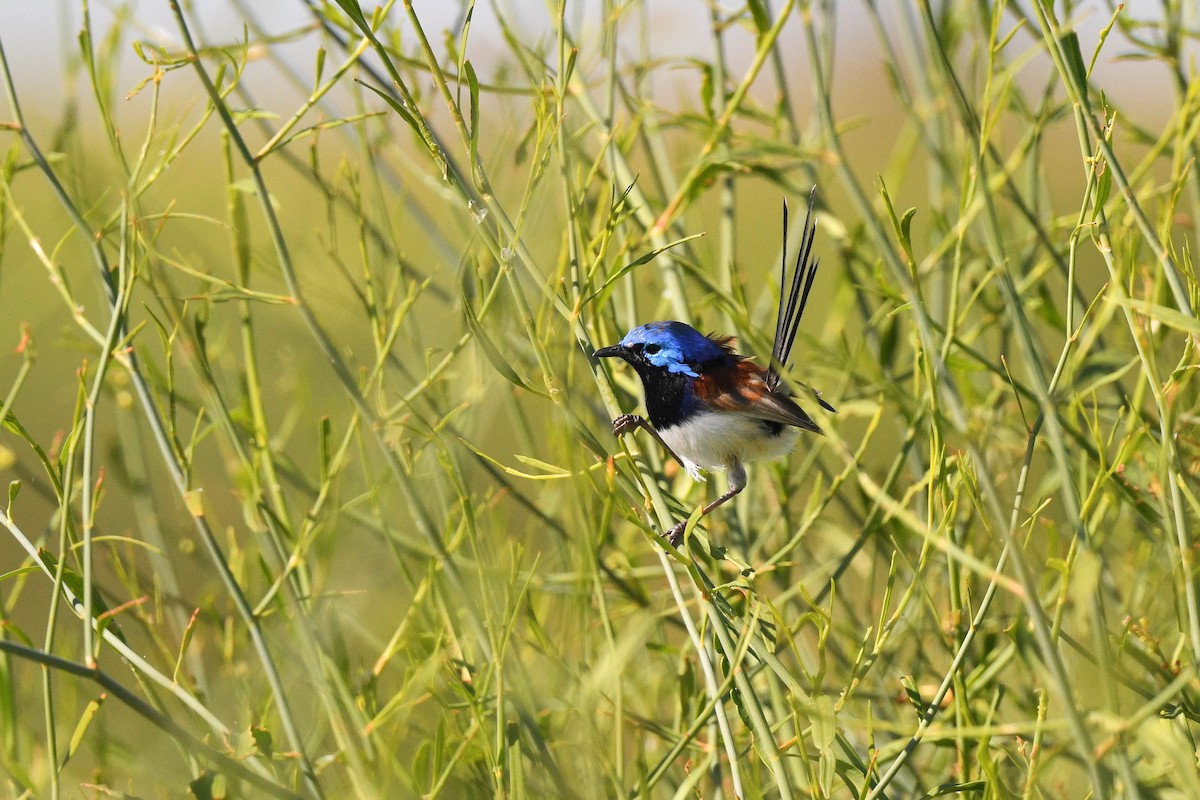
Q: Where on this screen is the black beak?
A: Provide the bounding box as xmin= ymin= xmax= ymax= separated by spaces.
xmin=593 ymin=344 xmax=629 ymax=360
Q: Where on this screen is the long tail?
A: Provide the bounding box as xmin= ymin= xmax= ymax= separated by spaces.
xmin=768 ymin=188 xmax=836 ymax=412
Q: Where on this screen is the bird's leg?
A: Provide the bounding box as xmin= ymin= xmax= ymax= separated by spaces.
xmin=611 ymin=413 xmax=684 ymax=466
xmin=666 ymin=462 xmax=747 ymax=547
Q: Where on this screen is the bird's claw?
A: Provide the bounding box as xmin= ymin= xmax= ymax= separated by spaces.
xmin=612 ymin=413 xmax=641 ymax=436
xmin=665 ymin=521 xmax=687 ymax=548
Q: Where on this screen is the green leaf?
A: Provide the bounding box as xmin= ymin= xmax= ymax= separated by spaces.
xmin=464 ymin=59 xmax=481 ymax=186
xmin=899 ymin=675 xmax=924 ymax=709
xmin=584 ymin=232 xmax=704 ymax=308
xmin=173 ymin=607 xmax=200 ymax=684
xmin=65 ymin=695 xmax=105 ymax=763
xmin=1087 ymin=5 xmax=1122 ymax=79
xmin=1117 ymin=296 xmax=1200 ymax=334
xmin=1075 ymin=352 xmax=1138 ymax=398
xmin=0 ymin=565 xmax=41 ymax=583
xmin=357 ymin=79 xmax=421 ymax=135
xmin=457 ymin=439 xmax=575 ymax=480
xmin=672 ymin=504 xmax=705 ymax=549
xmin=1058 ymin=29 xmax=1088 ymax=99
xmin=746 ymin=0 xmax=771 ymax=34
xmin=878 ymin=178 xmax=916 ymax=268
xmin=251 ymin=725 xmax=274 ymax=759
xmin=318 ymin=416 xmax=332 ymax=485
xmin=1093 ymin=151 xmax=1112 ymax=215
xmin=331 ymin=0 xmax=369 ymax=30
xmin=461 ymin=295 xmax=548 ymax=398
xmin=232 ymin=108 xmax=279 ymax=123
xmin=899 ymin=206 xmax=917 ymax=249
xmin=813 ymin=695 xmax=837 ymax=797
xmin=314 ymin=46 xmax=326 ymax=87
xmin=37 ymin=548 xmax=125 ymax=643
xmin=512 ymin=455 xmax=571 ymax=476
xmin=189 ymin=772 xmax=216 ymax=800
xmin=228 ymin=179 xmax=280 ymax=212
xmin=924 ymin=782 xmax=989 ymax=798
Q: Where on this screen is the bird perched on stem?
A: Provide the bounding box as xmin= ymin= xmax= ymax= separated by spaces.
xmin=594 ymin=190 xmax=834 ymax=547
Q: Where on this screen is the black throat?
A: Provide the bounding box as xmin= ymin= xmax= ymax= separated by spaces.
xmin=636 ymin=367 xmax=691 ymax=430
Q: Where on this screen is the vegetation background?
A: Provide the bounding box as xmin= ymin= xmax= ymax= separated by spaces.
xmin=1 ymin=0 xmax=1198 ymax=797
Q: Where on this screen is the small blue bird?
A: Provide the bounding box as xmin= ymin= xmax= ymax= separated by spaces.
xmin=595 ymin=192 xmax=834 ymax=546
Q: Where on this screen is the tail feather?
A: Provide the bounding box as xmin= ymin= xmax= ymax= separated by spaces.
xmin=767 ymin=188 xmax=821 ymax=395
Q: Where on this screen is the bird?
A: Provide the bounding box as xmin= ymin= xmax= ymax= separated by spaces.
xmin=594 ymin=190 xmax=834 ymax=547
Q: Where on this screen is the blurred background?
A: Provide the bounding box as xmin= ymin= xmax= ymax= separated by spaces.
xmin=1 ymin=1 xmax=1199 ymax=798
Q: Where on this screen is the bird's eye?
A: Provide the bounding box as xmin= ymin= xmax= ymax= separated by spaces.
xmin=643 ymin=344 xmax=661 ymax=355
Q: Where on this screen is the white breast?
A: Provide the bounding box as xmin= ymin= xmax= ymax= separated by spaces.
xmin=659 ymin=412 xmax=800 ymax=480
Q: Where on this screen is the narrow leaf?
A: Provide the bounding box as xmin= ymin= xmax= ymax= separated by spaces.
xmin=461 ymin=296 xmax=548 ymax=398
xmin=65 ymin=694 xmax=106 ymax=762
xmin=1117 ymin=296 xmax=1200 ymax=334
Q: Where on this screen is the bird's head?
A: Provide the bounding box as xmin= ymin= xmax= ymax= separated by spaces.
xmin=594 ymin=321 xmax=730 ymax=379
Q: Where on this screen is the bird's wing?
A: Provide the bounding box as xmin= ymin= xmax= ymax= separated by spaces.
xmin=694 ymin=361 xmax=822 ymax=434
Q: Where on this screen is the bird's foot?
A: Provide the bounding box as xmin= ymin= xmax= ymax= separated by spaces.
xmin=612 ymin=413 xmax=642 ymax=436
xmin=664 ymin=521 xmax=687 ymax=548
